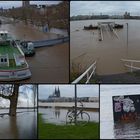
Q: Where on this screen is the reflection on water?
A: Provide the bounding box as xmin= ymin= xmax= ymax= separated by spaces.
xmin=0 ymin=109 xmax=37 ymax=139
xmin=54 ymin=108 xmax=60 ymax=119
xmin=114 ymin=120 xmax=140 ymax=139
xmin=71 ymin=19 xmax=140 ymax=75
xmin=50 ymin=28 xmax=68 ymax=36
xmin=39 ymin=107 xmax=99 ymax=125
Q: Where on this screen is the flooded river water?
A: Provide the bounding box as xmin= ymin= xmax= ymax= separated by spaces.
xmin=0 ymin=109 xmax=37 ymax=139
xmin=70 ymin=19 xmax=140 ymax=75
xmin=39 ymin=107 xmax=99 ymax=125
xmin=0 ymin=16 xmax=69 ymax=83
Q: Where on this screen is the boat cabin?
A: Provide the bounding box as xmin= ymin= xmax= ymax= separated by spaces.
xmin=0 ymin=30 xmax=31 ymax=81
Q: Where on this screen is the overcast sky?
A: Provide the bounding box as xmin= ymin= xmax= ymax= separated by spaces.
xmin=77 ymin=85 xmax=99 ymax=97
xmin=39 ymin=84 xmax=99 ymax=99
xmin=0 ymin=1 xmax=60 ymax=9
xmin=70 ymin=1 xmax=140 ymax=16
xmin=0 ymin=85 xmax=37 ymax=107
xmin=100 ymin=84 xmax=140 ymax=96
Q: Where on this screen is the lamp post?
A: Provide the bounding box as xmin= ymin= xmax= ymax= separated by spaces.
xmin=74 ymin=84 xmax=77 ymax=125
xmin=126 ymin=23 xmax=128 ymax=58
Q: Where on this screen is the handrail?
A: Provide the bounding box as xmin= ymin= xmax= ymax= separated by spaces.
xmin=121 ymin=59 xmax=140 ymax=72
xmin=121 ymin=59 xmax=140 ymax=63
xmin=72 ymin=61 xmax=96 ymax=84
xmin=15 ymin=41 xmax=25 ymax=56
xmin=124 ymin=64 xmax=140 ymax=70
xmin=32 ymin=36 xmax=69 ymax=48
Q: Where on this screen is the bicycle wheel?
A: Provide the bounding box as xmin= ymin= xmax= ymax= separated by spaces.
xmin=66 ymin=111 xmax=74 ymax=125
xmin=76 ymin=112 xmax=90 ymax=125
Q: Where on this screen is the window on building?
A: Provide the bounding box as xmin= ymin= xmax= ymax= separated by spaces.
xmin=1 ymin=58 xmax=3 ymax=62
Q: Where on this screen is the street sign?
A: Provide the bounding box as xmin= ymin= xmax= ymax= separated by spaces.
xmin=112 ymin=95 xmax=140 ymax=122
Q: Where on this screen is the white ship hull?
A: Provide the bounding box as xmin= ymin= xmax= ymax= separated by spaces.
xmin=0 ymin=67 xmax=31 ymax=81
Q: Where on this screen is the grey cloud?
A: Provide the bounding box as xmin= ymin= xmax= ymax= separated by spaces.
xmin=39 ymin=85 xmax=75 ymax=99
xmin=39 ymin=84 xmax=99 ymax=99
xmin=0 ymin=1 xmax=60 ymax=9
xmin=71 ymin=1 xmax=140 ymax=16
xmin=77 ymin=85 xmax=99 ymax=97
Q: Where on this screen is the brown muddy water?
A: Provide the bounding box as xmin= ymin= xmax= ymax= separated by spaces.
xmin=0 ymin=109 xmax=37 ymax=139
xmin=0 ymin=17 xmax=69 ymax=83
xmin=24 ymin=43 xmax=69 ymax=83
xmin=70 ymin=19 xmax=140 ymax=75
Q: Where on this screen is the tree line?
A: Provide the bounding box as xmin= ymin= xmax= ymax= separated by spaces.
xmin=0 ymin=1 xmax=69 ymax=32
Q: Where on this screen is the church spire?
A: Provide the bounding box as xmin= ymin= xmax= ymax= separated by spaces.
xmin=57 ymin=86 xmax=60 ymax=97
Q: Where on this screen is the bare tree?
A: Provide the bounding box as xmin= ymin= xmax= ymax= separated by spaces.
xmin=45 ymin=1 xmax=69 ymax=33
xmin=0 ymin=84 xmax=20 ymax=116
xmin=0 ymin=84 xmax=37 ymax=116
xmin=57 ymin=1 xmax=69 ymax=32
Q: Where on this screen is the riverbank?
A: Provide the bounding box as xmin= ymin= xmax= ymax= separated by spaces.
xmin=0 ymin=16 xmax=67 ymax=41
xmin=39 ymin=114 xmax=99 ymax=139
xmin=98 ymin=70 xmax=140 ymax=83
xmin=39 ymin=102 xmax=99 ymax=108
xmin=71 ymin=70 xmax=140 ymax=83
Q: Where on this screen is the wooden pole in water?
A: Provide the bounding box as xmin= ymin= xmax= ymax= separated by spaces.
xmin=74 ymin=84 xmax=77 ymax=125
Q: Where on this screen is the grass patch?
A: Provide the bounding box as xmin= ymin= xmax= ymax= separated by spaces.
xmin=39 ymin=114 xmax=99 ymax=139
xmin=128 ymin=71 xmax=140 ymax=77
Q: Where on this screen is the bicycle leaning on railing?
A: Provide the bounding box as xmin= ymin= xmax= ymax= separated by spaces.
xmin=66 ymin=101 xmax=90 ymax=125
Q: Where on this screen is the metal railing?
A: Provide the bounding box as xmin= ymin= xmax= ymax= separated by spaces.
xmin=121 ymin=59 xmax=140 ymax=72
xmin=32 ymin=36 xmax=69 ymax=48
xmin=109 ymin=24 xmax=119 ymax=39
xmin=72 ymin=61 xmax=97 ymax=84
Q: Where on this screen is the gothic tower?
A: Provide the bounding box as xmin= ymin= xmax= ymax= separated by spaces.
xmin=22 ymin=1 xmax=30 ymax=7
xmin=57 ymin=87 xmax=60 ymax=97
xmin=53 ymin=86 xmax=61 ymax=97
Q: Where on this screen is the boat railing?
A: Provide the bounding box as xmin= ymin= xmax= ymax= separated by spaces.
xmin=6 ymin=54 xmax=9 ymax=67
xmin=72 ymin=61 xmax=97 ymax=84
xmin=14 ymin=41 xmax=25 ymax=56
xmin=121 ymin=59 xmax=140 ymax=72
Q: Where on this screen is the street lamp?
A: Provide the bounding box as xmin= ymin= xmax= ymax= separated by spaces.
xmin=126 ymin=23 xmax=128 ymax=58
xmin=74 ymin=84 xmax=77 ymax=125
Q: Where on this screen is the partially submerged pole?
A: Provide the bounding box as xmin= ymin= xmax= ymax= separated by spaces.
xmin=98 ymin=23 xmax=103 ymax=41
xmin=126 ymin=23 xmax=128 ymax=58
xmin=74 ymin=84 xmax=77 ymax=125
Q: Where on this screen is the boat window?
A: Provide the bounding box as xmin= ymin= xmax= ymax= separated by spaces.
xmin=4 ymin=58 xmax=7 ymax=62
xmin=1 ymin=58 xmax=3 ymax=62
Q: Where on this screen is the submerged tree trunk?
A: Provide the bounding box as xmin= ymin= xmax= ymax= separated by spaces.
xmin=9 ymin=84 xmax=20 ymax=116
